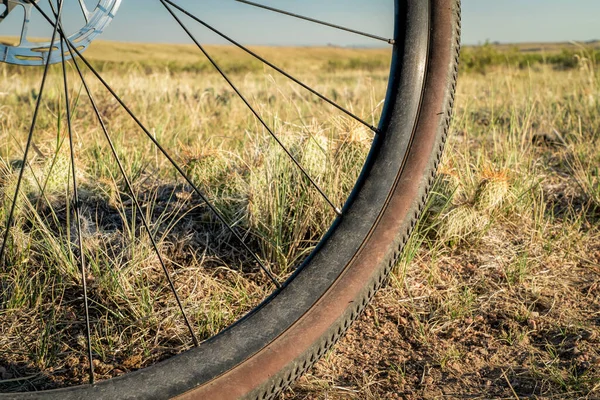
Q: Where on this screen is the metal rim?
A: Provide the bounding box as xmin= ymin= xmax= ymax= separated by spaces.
xmin=0 ymin=0 xmax=121 ymax=65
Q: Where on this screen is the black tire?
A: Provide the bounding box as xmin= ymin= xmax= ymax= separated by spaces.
xmin=6 ymin=0 xmax=461 ymax=398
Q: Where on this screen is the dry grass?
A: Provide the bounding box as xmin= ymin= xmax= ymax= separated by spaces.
xmin=0 ymin=39 xmax=599 ymax=399
xmin=287 ymin=55 xmax=600 ymax=399
xmin=0 ymin=42 xmax=389 ymax=391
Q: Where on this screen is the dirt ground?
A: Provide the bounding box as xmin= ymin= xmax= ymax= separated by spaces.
xmin=287 ymin=250 xmax=600 ymax=399
xmin=286 ymin=87 xmax=600 ymax=398
xmin=286 ymin=213 xmax=600 ymax=399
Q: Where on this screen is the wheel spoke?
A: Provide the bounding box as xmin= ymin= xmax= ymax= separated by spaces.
xmin=0 ymin=0 xmax=63 ymax=268
xmin=29 ymin=0 xmax=281 ymax=290
xmin=51 ymin=19 xmax=201 ymax=349
xmin=235 ymin=0 xmax=395 ymax=45
xmin=164 ymin=0 xmax=379 ymax=134
xmin=77 ymin=0 xmax=90 ymax=23
xmin=161 ymin=0 xmax=343 ymax=216
xmin=49 ymin=0 xmax=95 ymax=383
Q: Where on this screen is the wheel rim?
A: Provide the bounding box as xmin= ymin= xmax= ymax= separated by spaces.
xmin=0 ymin=0 xmax=423 ymax=396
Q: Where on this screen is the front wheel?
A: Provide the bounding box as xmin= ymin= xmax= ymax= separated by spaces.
xmin=1 ymin=0 xmax=461 ymax=398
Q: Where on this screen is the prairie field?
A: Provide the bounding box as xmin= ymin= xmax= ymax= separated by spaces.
xmin=290 ymin=47 xmax=600 ymax=399
xmin=0 ymin=41 xmax=390 ymax=390
xmin=0 ymin=40 xmax=599 ymax=399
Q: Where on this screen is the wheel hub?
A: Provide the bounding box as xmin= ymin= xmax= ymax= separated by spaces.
xmin=0 ymin=0 xmax=121 ymax=65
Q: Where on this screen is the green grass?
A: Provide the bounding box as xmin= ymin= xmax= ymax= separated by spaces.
xmin=461 ymin=41 xmax=600 ymax=73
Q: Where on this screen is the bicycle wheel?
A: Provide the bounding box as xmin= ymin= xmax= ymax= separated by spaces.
xmin=0 ymin=0 xmax=460 ymax=398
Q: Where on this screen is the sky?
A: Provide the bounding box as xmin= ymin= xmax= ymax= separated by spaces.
xmin=1 ymin=0 xmax=599 ymax=47
xmin=462 ymin=0 xmax=599 ymax=45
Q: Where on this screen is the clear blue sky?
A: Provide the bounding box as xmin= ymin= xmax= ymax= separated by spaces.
xmin=462 ymin=1 xmax=599 ymax=44
xmin=102 ymin=0 xmax=600 ymax=46
xmin=1 ymin=1 xmax=599 ymax=46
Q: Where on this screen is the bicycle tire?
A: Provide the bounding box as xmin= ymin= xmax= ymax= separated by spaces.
xmin=4 ymin=0 xmax=461 ymax=398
